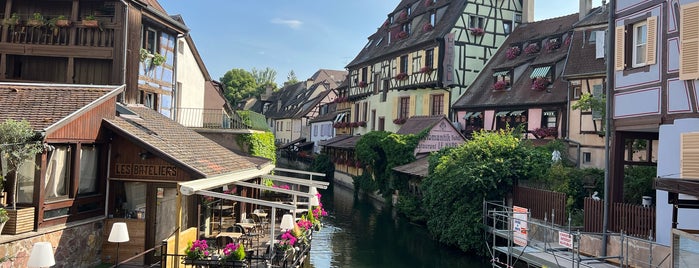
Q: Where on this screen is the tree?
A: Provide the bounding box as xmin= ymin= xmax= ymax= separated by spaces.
xmin=572 ymin=91 xmax=606 ymax=135
xmin=421 ymin=129 xmax=550 ymax=254
xmin=220 ymin=69 xmax=258 ymax=105
xmin=251 ymin=67 xmax=278 ymax=95
xmin=0 ymin=119 xmax=43 ymax=209
xmin=284 ymin=70 xmax=299 ymax=87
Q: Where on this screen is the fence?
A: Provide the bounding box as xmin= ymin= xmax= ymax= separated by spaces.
xmin=175 ymin=108 xmax=248 ymax=129
xmin=584 ymin=197 xmax=656 ymax=239
xmin=513 ymin=186 xmax=567 ymax=226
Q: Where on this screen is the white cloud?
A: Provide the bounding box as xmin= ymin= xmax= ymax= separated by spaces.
xmin=271 ymin=18 xmax=303 ymax=29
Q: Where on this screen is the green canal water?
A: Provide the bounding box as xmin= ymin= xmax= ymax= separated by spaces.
xmin=306 ymin=183 xmax=487 ymax=268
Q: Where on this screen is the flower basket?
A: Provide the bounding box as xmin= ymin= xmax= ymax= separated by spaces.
xmin=395 ymin=72 xmax=408 ymax=80
xmin=350 ymin=122 xmax=358 ymax=128
xmin=533 ymin=127 xmax=558 ymax=138
xmin=424 ymin=0 xmax=434 ymax=7
xmin=492 ymin=80 xmax=509 ymax=91
xmin=545 ymin=40 xmax=560 ymax=52
xmin=358 ymin=121 xmax=366 ymax=127
xmin=524 ymin=43 xmax=540 ymax=55
xmin=393 ymin=118 xmax=407 ymax=124
xmin=55 ymin=19 xmax=71 ymax=27
xmin=422 ymin=23 xmax=434 ymax=32
xmin=184 ymin=240 xmax=211 ymax=261
xmin=2 ymin=13 xmax=19 ymax=27
xmin=358 ymin=81 xmax=367 ymax=88
xmin=506 ymin=47 xmax=521 ymax=60
xmin=399 ymin=11 xmax=408 ymax=21
xmin=82 ymin=19 xmax=98 ymax=28
xmin=469 ymin=27 xmax=484 ymax=36
xmin=420 ymin=66 xmax=432 ymax=73
xmin=397 ymin=30 xmax=408 ymax=39
xmin=531 ymin=77 xmax=549 ymax=91
xmin=27 ymin=19 xmax=45 ymax=27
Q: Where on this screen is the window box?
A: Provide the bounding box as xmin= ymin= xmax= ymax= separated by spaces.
xmin=358 ymin=81 xmax=367 ymax=88
xmin=531 ymin=77 xmax=549 ymax=91
xmin=469 ymin=27 xmax=484 ymax=36
xmin=397 ymin=30 xmax=409 ymax=39
xmin=420 ymin=66 xmax=433 ymax=73
xmin=423 ymin=23 xmax=434 ymax=32
xmin=492 ymin=80 xmax=509 ymax=91
xmin=524 ymin=43 xmax=540 ymax=54
xmin=506 ymin=46 xmax=521 ymax=60
xmin=395 ymin=72 xmax=408 ymax=80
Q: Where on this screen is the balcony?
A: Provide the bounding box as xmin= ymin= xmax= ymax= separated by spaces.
xmin=175 ymin=108 xmax=270 ymax=131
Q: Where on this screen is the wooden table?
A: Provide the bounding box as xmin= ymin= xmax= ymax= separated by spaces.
xmin=216 ymin=232 xmax=243 ymax=240
xmin=237 ymin=222 xmax=255 ymax=232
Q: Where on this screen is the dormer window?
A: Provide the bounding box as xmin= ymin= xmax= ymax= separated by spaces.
xmin=430 ymin=13 xmax=436 ymax=25
xmin=545 ymin=37 xmax=561 ymax=51
xmin=530 ymin=66 xmax=553 ymax=91
xmin=407 ymin=7 xmax=412 ymax=16
xmin=492 ymin=70 xmax=511 ymax=90
xmin=402 ymin=23 xmax=411 ymax=35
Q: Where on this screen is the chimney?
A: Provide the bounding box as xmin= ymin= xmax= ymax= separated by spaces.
xmin=522 ymin=0 xmax=535 ymax=23
xmin=261 ymin=85 xmax=273 ymax=101
xmin=579 ymin=0 xmax=592 ymax=21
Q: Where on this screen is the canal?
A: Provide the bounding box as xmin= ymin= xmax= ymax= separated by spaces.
xmin=306 ymin=182 xmax=486 ymax=268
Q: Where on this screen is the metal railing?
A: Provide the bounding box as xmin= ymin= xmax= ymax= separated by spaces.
xmin=175 ymin=108 xmax=248 ymax=130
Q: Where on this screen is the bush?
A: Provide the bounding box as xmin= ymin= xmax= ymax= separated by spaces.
xmin=310 ymin=154 xmax=334 ymax=180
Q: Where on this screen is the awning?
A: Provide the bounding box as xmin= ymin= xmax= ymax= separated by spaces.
xmin=544 ymin=111 xmax=556 ymax=116
xmin=510 ymin=110 xmax=525 ymax=116
xmin=279 ymin=137 xmax=306 ymax=149
xmin=530 ymin=66 xmax=552 ymax=78
xmin=463 ymin=112 xmax=473 ymax=119
xmin=495 ymin=111 xmax=510 ymax=117
xmin=471 ymin=112 xmax=482 ymax=118
xmin=179 ymin=164 xmax=275 ymax=195
xmin=334 ymin=113 xmax=346 ymax=122
xmin=493 ymin=70 xmax=509 ymax=77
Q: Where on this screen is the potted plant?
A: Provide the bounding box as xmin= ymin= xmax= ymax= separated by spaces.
xmin=184 ymin=239 xmax=211 ymax=263
xmin=524 ymin=43 xmax=540 ymax=55
xmin=420 ymin=66 xmax=432 ymax=73
xmin=82 ymin=14 xmax=98 ymax=28
xmin=358 ymin=81 xmax=367 ymax=88
xmin=2 ymin=13 xmax=19 ymax=28
xmin=395 ymin=72 xmax=408 ymax=80
xmin=422 ymin=23 xmax=434 ymax=32
xmin=531 ymin=77 xmax=549 ymax=91
xmin=54 ymin=15 xmax=71 ymax=27
xmin=492 ymin=80 xmax=509 ymax=91
xmin=469 ymin=27 xmax=484 ymax=36
xmin=152 ymin=53 xmax=166 ymax=66
xmin=27 ymin=12 xmax=45 ymax=27
xmin=506 ymin=46 xmax=521 ymax=60
xmin=0 ymin=208 xmax=8 ymax=234
xmin=221 ymin=242 xmax=246 ymax=264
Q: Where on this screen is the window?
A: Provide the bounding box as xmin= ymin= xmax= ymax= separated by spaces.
xmin=503 ymin=20 xmax=512 ymax=35
xmin=583 ymin=152 xmax=592 ymax=163
xmin=363 ymin=102 xmax=369 ymax=121
xmin=142 ymin=91 xmax=157 ymax=109
xmin=430 ymin=13 xmax=436 ymax=25
xmin=431 ymin=94 xmax=444 ymax=115
xmin=45 ymin=145 xmax=71 ymax=200
xmin=78 ymin=145 xmax=99 ymax=196
xmin=632 ymin=21 xmax=647 ymax=68
xmin=361 ymin=67 xmax=368 ymax=83
xmin=388 ymin=32 xmax=392 ymax=44
xmin=371 ymin=110 xmax=376 ymax=130
xmin=400 ymin=55 xmax=408 ymax=74
xmin=425 ymin=49 xmax=434 ymax=69
xmin=543 ymin=111 xmax=557 ymax=128
xmin=178 ymin=40 xmax=184 ymax=54
xmin=402 ymin=22 xmax=411 ymax=35
xmin=381 ymin=80 xmax=389 ymax=102
xmin=143 ymin=28 xmax=158 ymax=54
xmin=407 ymin=7 xmax=412 ymax=16
xmin=15 ymin=156 xmax=37 ymax=203
xmin=378 ymin=117 xmax=385 ymax=131
xmin=680 ymin=3 xmax=699 ymax=80
xmin=614 ymin=16 xmax=657 ymax=71
xmin=469 ymin=16 xmax=484 ymax=29
xmin=571 ymin=81 xmax=582 ymax=100
xmin=374 ymin=73 xmax=381 ymax=94
xmin=399 ymin=97 xmax=410 ymax=119
xmin=354 ymin=103 xmax=360 ymax=122
xmin=313 ymin=125 xmax=318 ymax=137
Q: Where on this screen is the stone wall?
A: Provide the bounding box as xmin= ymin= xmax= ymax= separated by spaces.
xmin=0 ymin=219 xmax=104 ymax=268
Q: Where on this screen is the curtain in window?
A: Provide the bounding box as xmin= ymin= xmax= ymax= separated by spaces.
xmin=17 ymin=157 xmax=36 ymax=203
xmin=45 ymin=146 xmax=69 ymax=199
xmin=79 ymin=146 xmax=99 ymax=195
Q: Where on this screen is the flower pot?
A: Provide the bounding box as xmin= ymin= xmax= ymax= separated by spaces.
xmin=2 ymin=207 xmax=34 ymax=235
xmin=27 ymin=19 xmax=44 ymax=27
xmin=82 ymin=20 xmax=98 ymax=28
xmin=56 ymin=19 xmax=71 ymax=27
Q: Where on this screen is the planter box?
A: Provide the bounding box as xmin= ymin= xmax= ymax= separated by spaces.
xmin=2 ymin=207 xmax=34 ymax=235
xmin=56 ymin=19 xmax=71 ymax=27
xmin=27 ymin=19 xmax=44 ymax=27
xmin=82 ymin=20 xmax=98 ymax=28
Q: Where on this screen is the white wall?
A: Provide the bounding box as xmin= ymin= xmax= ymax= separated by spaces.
xmin=310 ymin=121 xmax=335 ymax=153
xmin=656 ymin=118 xmax=699 ymax=246
xmin=175 ymin=37 xmax=207 ymax=127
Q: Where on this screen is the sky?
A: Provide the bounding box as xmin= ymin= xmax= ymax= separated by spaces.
xmin=159 ymin=0 xmax=605 ymax=86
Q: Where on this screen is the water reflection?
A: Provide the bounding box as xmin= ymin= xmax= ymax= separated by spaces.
xmin=309 ymin=183 xmax=485 ymax=268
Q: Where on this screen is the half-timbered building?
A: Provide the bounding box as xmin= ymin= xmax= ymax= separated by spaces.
xmin=345 ymin=0 xmax=527 ymax=134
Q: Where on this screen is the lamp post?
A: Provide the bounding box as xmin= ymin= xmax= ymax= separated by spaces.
xmin=27 ymin=242 xmax=55 ymax=268
xmin=108 ymin=222 xmax=130 ymax=267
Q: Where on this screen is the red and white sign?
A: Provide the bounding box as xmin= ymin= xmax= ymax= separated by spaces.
xmin=558 ymin=231 xmax=573 ymax=249
xmin=512 ymin=206 xmax=528 ymax=246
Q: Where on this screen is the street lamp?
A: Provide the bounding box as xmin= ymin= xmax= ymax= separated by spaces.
xmin=108 ymin=222 xmax=130 ymax=267
xmin=27 ymin=242 xmax=55 ymax=268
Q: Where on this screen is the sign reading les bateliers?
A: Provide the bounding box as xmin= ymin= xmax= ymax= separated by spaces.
xmin=115 ymin=163 xmax=178 ymax=178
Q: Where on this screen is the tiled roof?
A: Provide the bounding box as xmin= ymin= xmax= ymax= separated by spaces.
xmin=263 ymin=82 xmax=330 ymax=120
xmin=452 ymin=13 xmax=580 ymax=109
xmin=309 ymin=103 xmax=339 ymax=123
xmin=346 ymin=0 xmax=467 ymax=68
xmin=564 ymin=7 xmax=607 ymax=78
xmin=104 ymin=105 xmax=262 ymax=178
xmin=396 ymin=115 xmax=448 ymax=135
xmin=323 ymin=135 xmax=361 ymax=149
xmin=318 ymin=135 xmax=353 ymax=146
xmin=310 ymin=69 xmax=348 ymax=89
xmin=0 ymin=83 xmax=121 ymax=131
xmin=573 ymin=6 xmax=608 ymax=28
xmin=392 ymin=155 xmax=430 ymax=177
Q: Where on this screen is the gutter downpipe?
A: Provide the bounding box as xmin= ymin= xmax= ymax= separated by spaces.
xmin=120 ymin=0 xmax=129 ymax=100
xmin=564 ymin=138 xmax=582 ymax=168
xmin=603 ymin=0 xmax=615 ymax=256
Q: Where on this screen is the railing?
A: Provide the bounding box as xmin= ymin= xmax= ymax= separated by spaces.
xmin=513 ymin=186 xmax=567 ymax=225
xmin=3 ymin=23 xmax=116 ymax=48
xmin=175 ymin=108 xmax=248 ymax=130
xmin=236 ymin=110 xmax=270 ymax=131
xmin=584 ymin=197 xmax=656 ymax=239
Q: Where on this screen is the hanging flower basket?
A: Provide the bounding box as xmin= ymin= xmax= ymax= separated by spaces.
xmin=506 ymin=47 xmax=521 ymax=60
xmin=524 ymin=43 xmax=540 ymax=55
xmin=531 ymin=77 xmax=549 ymax=91
xmin=397 ymin=30 xmax=408 ymax=39
xmin=395 ymin=72 xmax=408 ymax=80
xmin=469 ymin=27 xmax=484 ymax=36
xmin=492 ymin=80 xmax=509 ymax=91
xmin=422 ymin=23 xmax=434 ymax=32
xmin=358 ymin=81 xmax=367 ymax=88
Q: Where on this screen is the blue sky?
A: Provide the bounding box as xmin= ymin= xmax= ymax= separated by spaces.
xmin=159 ymin=0 xmax=604 ymax=86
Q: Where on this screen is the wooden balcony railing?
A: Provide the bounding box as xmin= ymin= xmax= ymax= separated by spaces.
xmin=2 ymin=23 xmax=116 ymax=48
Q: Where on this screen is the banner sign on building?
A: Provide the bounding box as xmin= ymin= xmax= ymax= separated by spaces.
xmin=442 ymin=32 xmax=455 ymax=86
xmin=512 ymin=206 xmax=529 ymax=246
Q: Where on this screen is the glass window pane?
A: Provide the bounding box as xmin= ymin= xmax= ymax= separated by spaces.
xmin=636 ymin=44 xmax=646 ymax=64
xmin=78 ymin=145 xmax=99 ymax=195
xmin=45 ymin=146 xmax=70 ymax=200
xmin=17 ymin=157 xmax=36 ymax=203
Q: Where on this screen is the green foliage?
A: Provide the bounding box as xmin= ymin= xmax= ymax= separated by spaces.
xmin=284 ymin=70 xmax=299 ymax=87
xmin=220 ymin=69 xmax=259 ymax=105
xmin=352 ymin=172 xmax=378 ymax=193
xmin=236 ymin=110 xmax=270 ymax=131
xmin=310 ymin=154 xmax=334 ymax=181
xmin=395 ymin=194 xmax=427 ymax=224
xmin=0 ymin=208 xmax=8 ymax=223
xmin=421 ymin=129 xmax=549 ymax=254
xmin=251 ymin=67 xmax=278 ymax=93
xmin=354 ymin=131 xmax=423 ymax=196
xmin=572 ymin=92 xmax=606 ymax=134
xmin=236 ymin=132 xmax=276 ymax=164
xmin=0 ymin=119 xmax=44 ymax=196
xmin=624 ymin=165 xmax=656 ymax=203
xmin=152 ymin=53 xmax=166 ymax=66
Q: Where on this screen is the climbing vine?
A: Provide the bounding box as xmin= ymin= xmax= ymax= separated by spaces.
xmin=353 ymin=130 xmax=427 ymax=197
xmin=236 ymin=132 xmax=276 ymax=163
